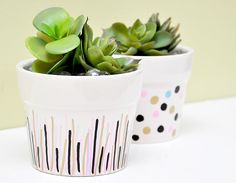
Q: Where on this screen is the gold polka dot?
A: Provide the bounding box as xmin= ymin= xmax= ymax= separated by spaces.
xmin=169 ymin=106 xmax=175 ymax=114
xmin=150 ymin=96 xmax=159 ymax=105
xmin=172 ymin=129 xmax=176 ymax=137
xmin=143 ymin=127 xmax=151 ymax=134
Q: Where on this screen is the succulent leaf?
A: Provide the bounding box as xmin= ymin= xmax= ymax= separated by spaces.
xmin=153 ymin=31 xmax=173 ymax=49
xmin=87 ymin=46 xmax=104 ymax=66
xmin=33 ymin=7 xmax=70 ymax=39
xmin=110 ymin=23 xmax=133 ymax=46
xmin=139 ymin=22 xmax=156 ymax=43
xmin=144 ymin=49 xmax=168 ymax=56
xmin=69 ymin=15 xmax=87 ymax=36
xmin=131 ymin=19 xmax=146 ymax=38
xmin=121 ymin=47 xmax=138 ymax=55
xmin=31 ymin=59 xmax=55 ymax=73
xmin=47 ymin=52 xmax=73 ymax=74
xmin=25 ymin=36 xmax=62 ymax=63
xmin=45 ymin=34 xmax=80 ymax=54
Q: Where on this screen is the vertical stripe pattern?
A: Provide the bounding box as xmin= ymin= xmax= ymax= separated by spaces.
xmin=26 ymin=113 xmax=131 ymax=176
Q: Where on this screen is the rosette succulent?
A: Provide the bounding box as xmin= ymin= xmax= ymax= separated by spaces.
xmin=102 ymin=13 xmax=181 ymax=56
xmin=25 ymin=7 xmax=140 ymax=75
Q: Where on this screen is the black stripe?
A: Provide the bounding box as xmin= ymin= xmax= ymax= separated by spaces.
xmin=56 ymin=148 xmax=59 ymax=172
xmin=68 ymin=130 xmax=72 ymax=175
xmin=117 ymin=146 xmax=121 ymax=169
xmin=37 ymin=146 xmax=40 ymax=168
xmin=98 ymin=146 xmax=104 ymax=173
xmin=122 ymin=120 xmax=129 ymax=168
xmin=77 ymin=142 xmax=80 ymax=173
xmin=106 ymin=153 xmax=110 ymax=171
xmin=92 ymin=119 xmax=99 ymax=174
xmin=44 ymin=124 xmax=49 ymax=170
xmin=113 ymin=121 xmax=119 ymax=171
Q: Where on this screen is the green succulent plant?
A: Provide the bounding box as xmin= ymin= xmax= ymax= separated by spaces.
xmin=74 ymin=23 xmax=140 ymax=75
xmin=25 ymin=7 xmax=140 ymax=75
xmin=102 ymin=13 xmax=181 ymax=56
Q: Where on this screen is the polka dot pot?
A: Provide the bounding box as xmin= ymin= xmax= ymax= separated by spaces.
xmin=124 ymin=46 xmax=193 ymax=144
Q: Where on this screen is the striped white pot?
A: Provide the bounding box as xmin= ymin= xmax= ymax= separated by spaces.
xmin=120 ymin=46 xmax=194 ymax=144
xmin=17 ymin=59 xmax=142 ymax=176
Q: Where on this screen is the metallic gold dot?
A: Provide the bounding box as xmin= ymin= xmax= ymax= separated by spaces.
xmin=143 ymin=127 xmax=151 ymax=134
xmin=169 ymin=106 xmax=175 ymax=114
xmin=172 ymin=129 xmax=176 ymax=137
xmin=150 ymin=96 xmax=159 ymax=105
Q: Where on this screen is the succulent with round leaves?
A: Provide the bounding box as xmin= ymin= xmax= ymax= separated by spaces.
xmin=25 ymin=7 xmax=87 ymax=74
xmin=25 ymin=7 xmax=140 ymax=75
xmin=102 ymin=13 xmax=181 ymax=56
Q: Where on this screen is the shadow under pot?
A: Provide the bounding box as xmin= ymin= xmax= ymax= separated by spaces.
xmin=123 ymin=46 xmax=194 ymax=144
xmin=16 ymin=59 xmax=143 ymax=176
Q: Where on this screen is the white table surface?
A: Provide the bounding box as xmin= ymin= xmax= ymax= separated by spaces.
xmin=1 ymin=97 xmax=236 ymax=183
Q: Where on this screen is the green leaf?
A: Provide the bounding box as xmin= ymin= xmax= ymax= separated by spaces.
xmin=121 ymin=47 xmax=138 ymax=55
xmin=139 ymin=41 xmax=155 ymax=51
xmin=79 ymin=56 xmax=93 ymax=71
xmin=31 ymin=59 xmax=55 ymax=73
xmin=100 ymin=38 xmax=118 ymax=56
xmin=148 ymin=13 xmax=160 ymax=29
xmin=160 ymin=17 xmax=171 ymax=31
xmin=131 ymin=19 xmax=146 ymax=38
xmin=37 ymin=31 xmax=55 ymax=43
xmin=139 ymin=22 xmax=156 ymax=43
xmin=45 ymin=34 xmax=80 ymax=54
xmin=111 ymin=23 xmax=134 ymax=46
xmin=87 ymin=46 xmax=104 ymax=66
xmin=69 ymin=15 xmax=87 ymax=36
xmin=47 ymin=52 xmax=73 ymax=74
xmin=153 ymin=31 xmax=173 ymax=49
xmin=33 ymin=7 xmax=70 ymax=39
xmin=103 ymin=56 xmax=120 ymax=68
xmin=168 ymin=39 xmax=181 ymax=52
xmin=55 ymin=17 xmax=74 ymax=38
xmin=96 ymin=62 xmax=121 ymax=74
xmin=25 ymin=36 xmax=62 ymax=63
xmin=143 ymin=49 xmax=168 ymax=56
xmin=82 ymin=23 xmax=93 ymax=58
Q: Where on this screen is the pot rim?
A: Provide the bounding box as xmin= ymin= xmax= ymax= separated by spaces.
xmin=16 ymin=59 xmax=142 ymax=80
xmin=116 ymin=45 xmax=194 ymax=59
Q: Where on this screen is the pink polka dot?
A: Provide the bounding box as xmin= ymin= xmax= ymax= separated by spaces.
xmin=152 ymin=110 xmax=159 ymax=118
xmin=141 ymin=90 xmax=148 ymax=98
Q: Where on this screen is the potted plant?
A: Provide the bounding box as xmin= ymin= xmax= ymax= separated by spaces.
xmin=103 ymin=13 xmax=194 ymax=144
xmin=17 ymin=7 xmax=142 ymax=176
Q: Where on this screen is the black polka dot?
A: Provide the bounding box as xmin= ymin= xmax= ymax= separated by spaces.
xmin=174 ymin=113 xmax=179 ymax=121
xmin=175 ymin=86 xmax=180 ymax=93
xmin=157 ymin=125 xmax=164 ymax=133
xmin=160 ymin=103 xmax=167 ymax=111
xmin=132 ymin=135 xmax=139 ymax=141
xmin=136 ymin=114 xmax=144 ymax=122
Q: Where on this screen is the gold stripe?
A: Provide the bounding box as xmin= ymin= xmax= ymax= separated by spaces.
xmin=40 ymin=128 xmax=44 ymax=171
xmin=60 ymin=139 xmax=67 ymax=175
xmin=71 ymin=119 xmax=75 ymax=175
xmin=82 ymin=132 xmax=89 ymax=176
xmin=110 ymin=145 xmax=113 ymax=172
xmin=32 ymin=110 xmax=38 ymax=167
xmin=50 ymin=116 xmax=54 ymax=171
xmin=95 ymin=116 xmax=105 ymax=175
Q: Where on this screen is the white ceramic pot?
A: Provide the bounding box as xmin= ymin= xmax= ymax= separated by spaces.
xmin=16 ymin=59 xmax=142 ymax=176
xmin=123 ymin=46 xmax=194 ymax=144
